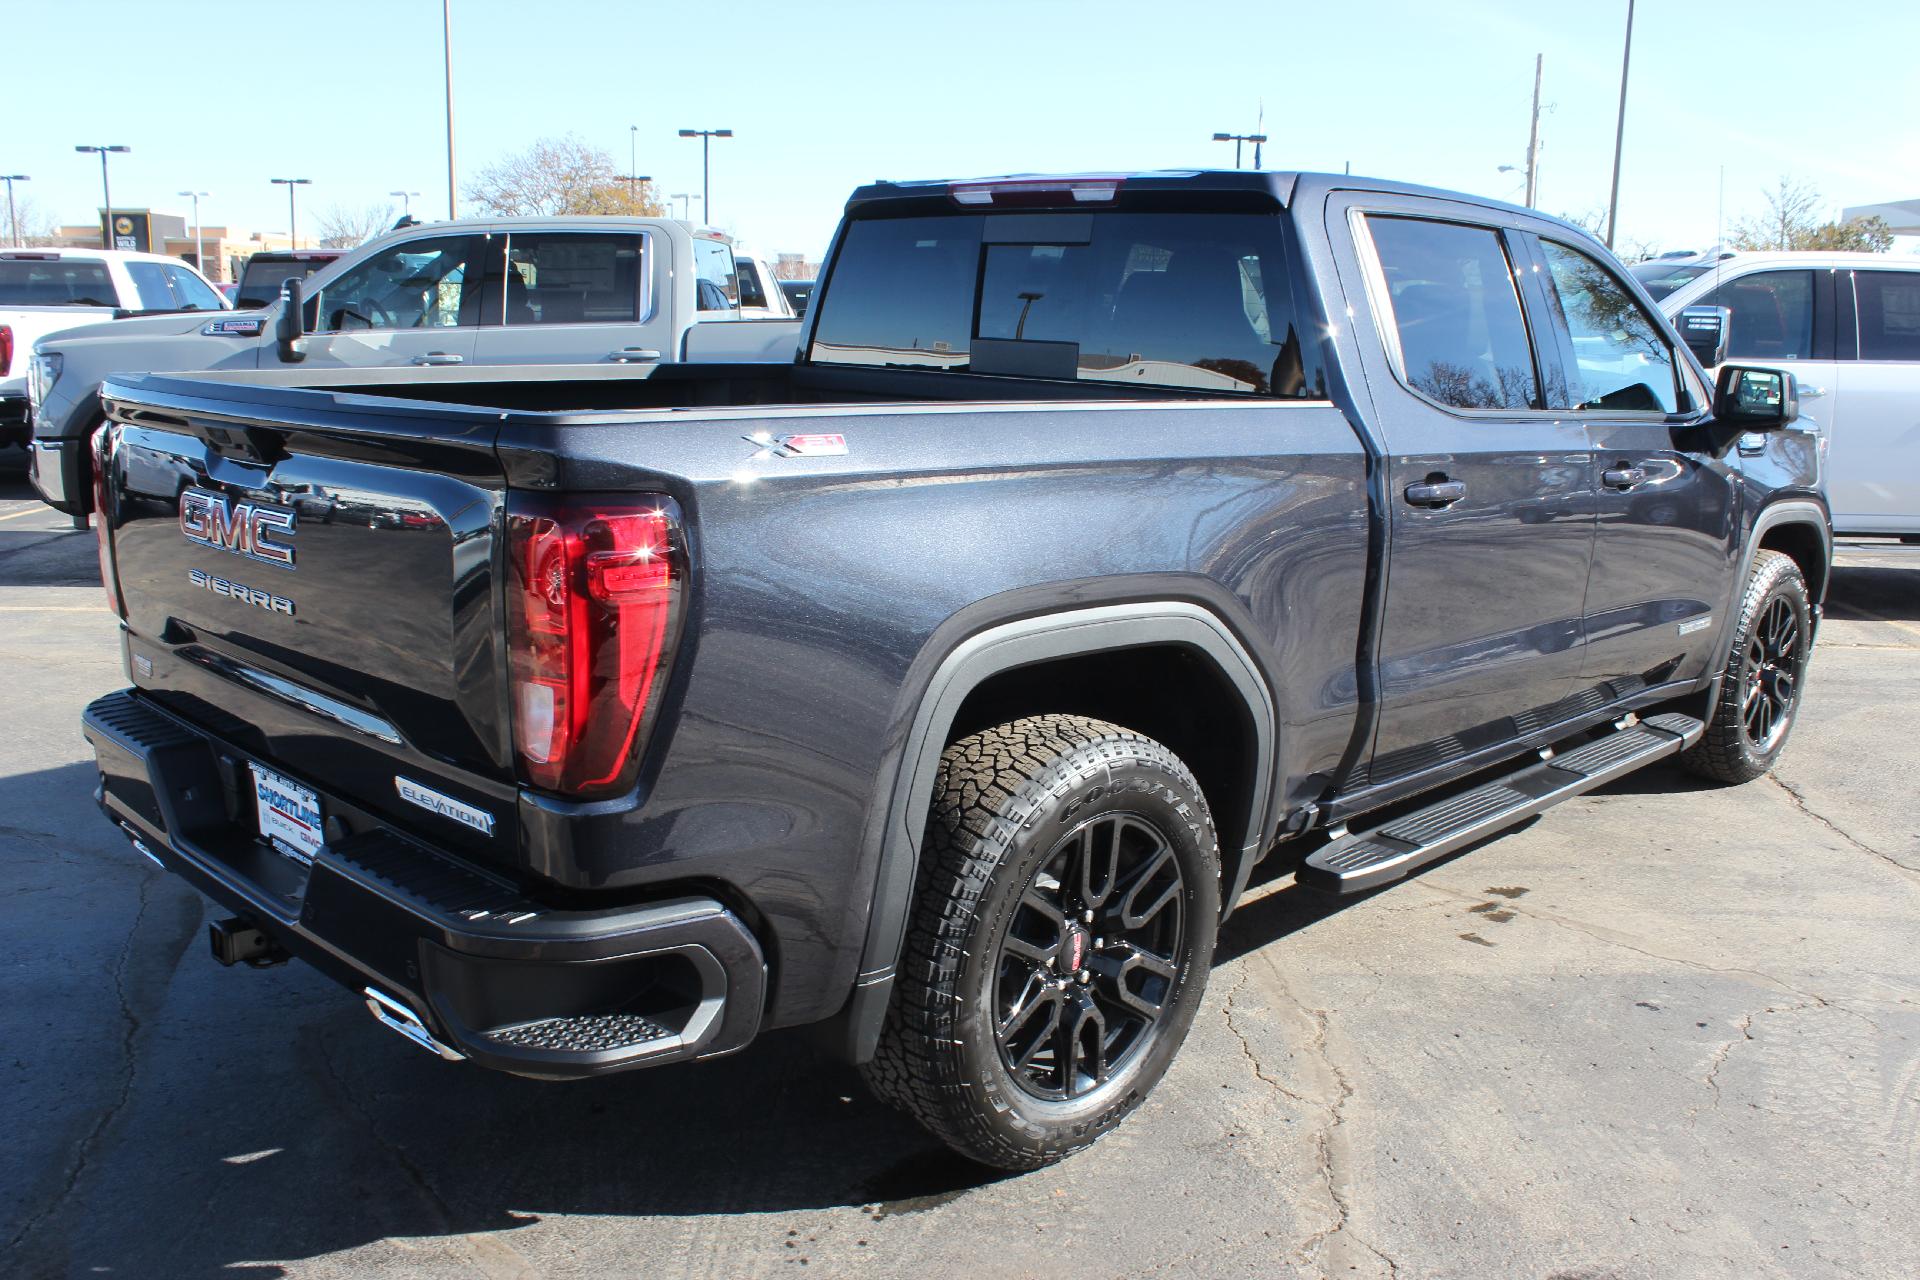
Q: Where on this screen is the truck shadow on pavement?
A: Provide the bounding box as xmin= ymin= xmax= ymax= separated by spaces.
xmin=1824 ymin=559 xmax=1920 ymax=622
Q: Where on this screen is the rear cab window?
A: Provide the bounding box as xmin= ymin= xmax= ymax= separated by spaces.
xmin=0 ymin=257 xmax=117 ymax=307
xmin=807 ymin=209 xmax=1320 ymax=396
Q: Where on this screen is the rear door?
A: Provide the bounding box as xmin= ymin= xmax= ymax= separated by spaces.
xmin=471 ymin=229 xmax=671 ymax=366
xmin=1523 ymin=234 xmax=1742 ymax=697
xmin=1330 ymin=195 xmax=1597 ymax=790
xmin=299 ymin=232 xmax=492 ymax=369
xmin=1831 ymin=268 xmax=1920 ymax=535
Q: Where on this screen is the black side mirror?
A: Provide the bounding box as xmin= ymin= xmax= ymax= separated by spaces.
xmin=275 ymin=277 xmax=307 ymax=363
xmin=1713 ymin=365 xmax=1796 ymax=431
xmin=1677 ymin=304 xmax=1730 ymax=368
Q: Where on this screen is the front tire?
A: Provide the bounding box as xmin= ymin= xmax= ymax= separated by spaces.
xmin=1680 ymin=549 xmax=1811 ymax=784
xmin=861 ymin=714 xmax=1220 ymax=1170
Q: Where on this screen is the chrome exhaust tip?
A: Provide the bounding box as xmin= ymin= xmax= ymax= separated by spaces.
xmin=363 ymin=987 xmax=465 ymax=1062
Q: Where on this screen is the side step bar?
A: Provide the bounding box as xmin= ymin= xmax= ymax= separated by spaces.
xmin=1299 ymin=712 xmax=1704 ymax=894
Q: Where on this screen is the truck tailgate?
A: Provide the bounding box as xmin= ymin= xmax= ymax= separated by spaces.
xmin=98 ymin=376 xmax=518 ymax=862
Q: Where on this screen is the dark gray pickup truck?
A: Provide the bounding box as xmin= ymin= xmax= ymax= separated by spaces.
xmin=80 ymin=170 xmax=1829 ymax=1170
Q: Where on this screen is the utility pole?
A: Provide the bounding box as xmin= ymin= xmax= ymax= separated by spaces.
xmin=442 ymin=0 xmax=457 ymax=219
xmin=1605 ymin=0 xmax=1635 ymax=249
xmin=271 ymin=178 xmax=312 ymax=248
xmin=1 ymin=175 xmax=27 ymax=247
xmin=1210 ymin=131 xmax=1267 ymax=170
xmin=1524 ymin=53 xmax=1543 ymax=208
xmin=75 ymin=145 xmax=130 ymax=248
xmin=677 ymin=129 xmax=733 ymax=225
xmin=177 ymin=190 xmax=208 ymax=269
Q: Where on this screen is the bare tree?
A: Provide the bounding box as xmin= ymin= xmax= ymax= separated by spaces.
xmin=6 ymin=194 xmax=64 ymax=247
xmin=314 ymin=202 xmax=399 ymax=249
xmin=464 ymin=135 xmax=661 ymax=217
xmin=1728 ymin=176 xmax=1890 ymax=253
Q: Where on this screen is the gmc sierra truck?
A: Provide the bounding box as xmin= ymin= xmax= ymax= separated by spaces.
xmin=79 ymin=170 xmax=1829 ymax=1171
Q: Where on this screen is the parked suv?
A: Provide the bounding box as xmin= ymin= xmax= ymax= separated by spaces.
xmin=26 ymin=217 xmax=797 ymax=519
xmin=1658 ymin=251 xmax=1920 ymax=539
xmin=80 ymin=170 xmax=1827 ymax=1171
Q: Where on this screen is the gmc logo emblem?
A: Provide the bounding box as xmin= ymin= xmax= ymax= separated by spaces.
xmin=180 ymin=488 xmax=296 ymax=569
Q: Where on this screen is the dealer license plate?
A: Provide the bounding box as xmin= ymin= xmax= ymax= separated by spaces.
xmin=249 ymin=763 xmax=324 ymax=864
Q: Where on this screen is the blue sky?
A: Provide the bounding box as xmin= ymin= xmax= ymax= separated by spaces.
xmin=12 ymin=0 xmax=1918 ymax=262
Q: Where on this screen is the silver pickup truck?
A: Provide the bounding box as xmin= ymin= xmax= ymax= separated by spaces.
xmin=27 ymin=216 xmax=801 ymax=518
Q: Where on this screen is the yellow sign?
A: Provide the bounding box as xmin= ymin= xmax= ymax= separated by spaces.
xmin=114 ymin=215 xmax=133 ymax=234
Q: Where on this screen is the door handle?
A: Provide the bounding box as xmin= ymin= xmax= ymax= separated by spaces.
xmin=1602 ymin=465 xmax=1649 ymax=490
xmin=1403 ymin=479 xmax=1467 ymax=508
xmin=609 ymin=347 xmax=662 ymax=363
xmin=411 ymin=352 xmax=464 ymax=366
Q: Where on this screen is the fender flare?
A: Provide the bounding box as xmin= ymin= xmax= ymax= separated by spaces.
xmin=1700 ymin=497 xmax=1831 ymax=721
xmin=840 ymin=601 xmax=1277 ymax=1063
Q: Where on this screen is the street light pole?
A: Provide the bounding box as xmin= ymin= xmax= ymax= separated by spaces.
xmin=669 ymin=193 xmax=697 ymax=221
xmin=1524 ymin=53 xmax=1543 ymax=208
xmin=177 ymin=190 xmax=208 ymax=269
xmin=629 ymin=125 xmax=639 ymax=214
xmin=1604 ymin=0 xmax=1635 ymax=249
xmin=1209 ymin=132 xmax=1268 ymax=171
xmin=75 ymin=145 xmax=130 ymax=248
xmin=619 ymin=175 xmax=652 ymax=213
xmin=1 ymin=175 xmax=27 ymax=247
xmin=390 ymin=190 xmax=420 ymax=216
xmin=677 ymin=129 xmax=732 ymax=225
xmin=270 ymin=178 xmax=312 ymax=249
xmin=442 ymin=0 xmax=457 ymax=219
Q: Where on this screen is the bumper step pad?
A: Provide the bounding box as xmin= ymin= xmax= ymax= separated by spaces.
xmin=1300 ymin=712 xmax=1704 ymax=894
xmin=486 ymin=1012 xmax=675 ymax=1054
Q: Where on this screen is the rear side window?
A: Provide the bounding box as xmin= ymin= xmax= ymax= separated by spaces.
xmin=1854 ymin=271 xmax=1920 ymax=362
xmin=695 ymin=239 xmax=738 ymax=313
xmin=1696 ymin=270 xmax=1814 ymax=361
xmin=1365 ymin=216 xmax=1538 ymax=410
xmin=0 ymin=258 xmax=116 ymax=307
xmin=1539 ymin=240 xmax=1677 ymax=413
xmin=126 ymin=261 xmax=177 ymax=311
xmin=810 ymin=211 xmax=1318 ymax=395
xmin=502 ymin=233 xmax=643 ymax=325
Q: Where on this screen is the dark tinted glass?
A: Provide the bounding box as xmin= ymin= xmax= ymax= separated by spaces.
xmin=236 ymin=257 xmax=328 ymax=308
xmin=502 ymin=233 xmax=642 ymax=325
xmin=1697 ymin=270 xmax=1814 ymax=360
xmin=0 ymin=258 xmax=116 ymax=307
xmin=1629 ymin=260 xmax=1713 ymax=300
xmin=1367 ymin=217 xmax=1538 ymax=409
xmin=126 ymin=261 xmax=177 ymax=310
xmin=1540 ymin=240 xmax=1677 ymax=413
xmin=1854 ymin=270 xmax=1920 ymax=361
xmin=812 ymin=211 xmax=1317 ymax=394
xmin=735 ymin=260 xmax=768 ymax=308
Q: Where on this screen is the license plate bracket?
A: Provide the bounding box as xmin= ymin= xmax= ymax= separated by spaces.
xmin=249 ymin=762 xmax=324 ymax=865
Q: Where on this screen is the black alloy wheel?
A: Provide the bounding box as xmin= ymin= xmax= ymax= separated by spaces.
xmin=1741 ymin=594 xmax=1802 ymax=752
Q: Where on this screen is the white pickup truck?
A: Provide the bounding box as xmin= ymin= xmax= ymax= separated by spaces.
xmin=27 ymin=216 xmax=801 ymax=517
xmin=1653 ymin=251 xmax=1920 ymax=540
xmin=2 ymin=247 xmax=227 ymax=453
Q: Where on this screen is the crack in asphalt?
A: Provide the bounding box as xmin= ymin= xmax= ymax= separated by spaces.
xmin=1768 ymin=774 xmax=1920 ymax=881
xmin=1244 ymin=958 xmax=1400 ymax=1280
xmin=1221 ymin=969 xmax=1314 ymax=1107
xmin=4 ymin=872 xmax=153 ymax=1261
xmin=313 ymin=1035 xmax=539 ymax=1279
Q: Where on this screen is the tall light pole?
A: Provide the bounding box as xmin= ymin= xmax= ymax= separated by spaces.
xmin=390 ymin=190 xmax=420 ymax=217
xmin=442 ymin=0 xmax=457 ymax=219
xmin=619 ymin=174 xmax=652 ymax=213
xmin=669 ymin=192 xmax=698 ymax=221
xmin=271 ymin=178 xmax=312 ymax=249
xmin=177 ymin=190 xmax=208 ymax=270
xmin=629 ymin=125 xmax=639 ymax=214
xmin=1210 ymin=131 xmax=1267 ymax=170
xmin=1 ymin=174 xmax=27 ymax=247
xmin=677 ymin=129 xmax=732 ymax=225
xmin=1604 ymin=0 xmax=1635 ymax=249
xmin=1523 ymin=53 xmax=1543 ymax=208
xmin=75 ymin=145 xmax=130 ymax=248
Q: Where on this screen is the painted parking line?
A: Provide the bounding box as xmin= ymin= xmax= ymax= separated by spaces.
xmin=0 ymin=506 xmax=57 ymax=523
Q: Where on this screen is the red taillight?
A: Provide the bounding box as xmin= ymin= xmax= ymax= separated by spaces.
xmin=0 ymin=325 xmax=12 ymax=377
xmin=91 ymin=423 xmax=123 ymax=617
xmin=506 ymin=494 xmax=684 ymax=797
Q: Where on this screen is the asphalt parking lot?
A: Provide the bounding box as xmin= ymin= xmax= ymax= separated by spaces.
xmin=3 ymin=469 xmax=1916 ymax=1280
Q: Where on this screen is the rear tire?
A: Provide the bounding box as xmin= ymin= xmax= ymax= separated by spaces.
xmin=1680 ymin=549 xmax=1811 ymax=784
xmin=861 ymin=714 xmax=1220 ymax=1170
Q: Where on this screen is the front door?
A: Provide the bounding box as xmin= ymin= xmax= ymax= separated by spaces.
xmin=1524 ymin=235 xmax=1741 ymax=697
xmin=295 ymin=232 xmax=490 ymax=370
xmin=1331 ymin=200 xmax=1597 ymax=790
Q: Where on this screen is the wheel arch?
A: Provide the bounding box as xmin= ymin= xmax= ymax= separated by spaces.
xmin=838 ymin=601 xmax=1278 ymax=1063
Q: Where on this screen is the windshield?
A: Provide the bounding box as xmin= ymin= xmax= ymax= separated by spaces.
xmin=0 ymin=258 xmax=116 ymax=308
xmin=236 ymin=256 xmax=331 ymax=309
xmin=1629 ymin=260 xmax=1715 ymax=301
xmin=809 ymin=210 xmax=1320 ymax=396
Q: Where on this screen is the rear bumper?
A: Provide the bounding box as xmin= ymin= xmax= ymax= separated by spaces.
xmin=83 ymin=689 xmax=767 ymax=1079
xmin=0 ymin=393 xmax=27 ymax=447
